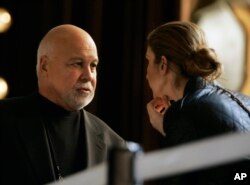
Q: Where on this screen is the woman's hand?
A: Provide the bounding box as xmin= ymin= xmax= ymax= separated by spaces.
xmin=146 ymin=96 xmax=171 ymax=136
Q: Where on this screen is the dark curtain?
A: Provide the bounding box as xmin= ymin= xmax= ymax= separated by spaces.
xmin=68 ymin=0 xmax=180 ymax=148
xmin=0 ymin=0 xmax=180 ymax=184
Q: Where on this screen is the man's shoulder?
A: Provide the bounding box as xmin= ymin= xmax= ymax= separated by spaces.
xmin=82 ymin=109 xmax=126 ymax=145
xmin=82 ymin=110 xmax=110 ymax=130
xmin=0 ymin=93 xmax=38 ymax=112
xmin=0 ymin=93 xmax=34 ymax=103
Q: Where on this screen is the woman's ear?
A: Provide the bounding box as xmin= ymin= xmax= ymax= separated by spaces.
xmin=160 ymin=56 xmax=168 ymax=74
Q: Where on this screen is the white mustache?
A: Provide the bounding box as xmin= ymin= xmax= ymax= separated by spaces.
xmin=75 ymin=84 xmax=92 ymax=91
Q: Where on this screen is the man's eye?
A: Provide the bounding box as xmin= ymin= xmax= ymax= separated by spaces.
xmin=72 ymin=63 xmax=82 ymax=67
xmin=91 ymin=63 xmax=98 ymax=68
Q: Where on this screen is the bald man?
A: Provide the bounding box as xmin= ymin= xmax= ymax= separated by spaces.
xmin=0 ymin=25 xmax=126 ymax=185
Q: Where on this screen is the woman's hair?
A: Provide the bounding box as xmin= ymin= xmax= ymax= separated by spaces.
xmin=147 ymin=21 xmax=222 ymax=81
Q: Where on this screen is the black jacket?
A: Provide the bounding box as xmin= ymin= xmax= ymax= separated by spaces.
xmin=161 ymin=77 xmax=250 ymax=185
xmin=0 ymin=93 xmax=126 ymax=185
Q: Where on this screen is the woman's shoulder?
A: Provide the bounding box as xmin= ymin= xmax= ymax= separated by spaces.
xmin=185 ymin=85 xmax=250 ymax=129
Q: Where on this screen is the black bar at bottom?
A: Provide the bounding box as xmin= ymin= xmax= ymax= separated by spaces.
xmin=108 ymin=142 xmax=143 ymax=185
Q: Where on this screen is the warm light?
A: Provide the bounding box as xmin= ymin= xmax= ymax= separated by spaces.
xmin=0 ymin=7 xmax=12 ymax=33
xmin=0 ymin=77 xmax=8 ymax=99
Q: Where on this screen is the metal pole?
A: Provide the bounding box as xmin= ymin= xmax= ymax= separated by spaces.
xmin=108 ymin=142 xmax=143 ymax=185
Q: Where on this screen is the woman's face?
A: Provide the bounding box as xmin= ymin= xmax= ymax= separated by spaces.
xmin=145 ymin=46 xmax=165 ymax=98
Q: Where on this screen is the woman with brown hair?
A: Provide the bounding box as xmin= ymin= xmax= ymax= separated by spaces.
xmin=145 ymin=21 xmax=250 ymax=185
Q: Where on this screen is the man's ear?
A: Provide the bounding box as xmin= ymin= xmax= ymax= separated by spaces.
xmin=39 ymin=55 xmax=49 ymax=74
xmin=160 ymin=55 xmax=168 ymax=74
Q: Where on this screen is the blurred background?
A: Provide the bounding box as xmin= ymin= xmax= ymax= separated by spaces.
xmin=0 ymin=0 xmax=249 ymax=183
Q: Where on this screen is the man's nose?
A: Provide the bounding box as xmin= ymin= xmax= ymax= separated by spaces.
xmin=80 ymin=67 xmax=95 ymax=81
